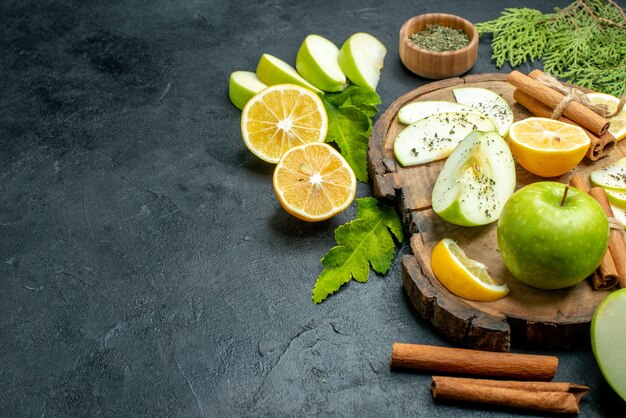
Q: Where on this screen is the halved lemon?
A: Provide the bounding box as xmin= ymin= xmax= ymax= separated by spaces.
xmin=508 ymin=117 xmax=590 ymax=178
xmin=587 ymin=92 xmax=626 ymax=142
xmin=241 ymin=84 xmax=328 ymax=163
xmin=430 ymin=238 xmax=509 ymax=302
xmin=273 ymin=142 xmax=356 ymax=222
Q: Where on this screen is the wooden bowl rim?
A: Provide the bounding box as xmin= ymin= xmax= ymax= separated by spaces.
xmin=399 ymin=13 xmax=478 ymax=57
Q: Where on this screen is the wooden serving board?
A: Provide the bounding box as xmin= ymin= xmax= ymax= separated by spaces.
xmin=368 ymin=73 xmax=625 ymax=352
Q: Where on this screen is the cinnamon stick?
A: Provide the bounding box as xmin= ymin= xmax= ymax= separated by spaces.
xmin=588 ymin=187 xmax=626 ymax=289
xmin=514 ymin=89 xmax=616 ymax=161
xmin=390 ymin=343 xmax=558 ymax=380
xmin=568 ymin=175 xmax=619 ymax=290
xmin=507 ymin=70 xmax=610 ymax=136
xmin=431 ymin=376 xmax=589 ymax=415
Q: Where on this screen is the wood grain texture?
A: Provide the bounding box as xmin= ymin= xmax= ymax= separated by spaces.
xmin=368 ymin=73 xmax=625 ymax=351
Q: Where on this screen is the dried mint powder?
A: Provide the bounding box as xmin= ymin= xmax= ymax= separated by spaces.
xmin=409 ymin=24 xmax=469 ymax=52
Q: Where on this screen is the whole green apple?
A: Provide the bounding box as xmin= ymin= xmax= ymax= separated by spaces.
xmin=497 ymin=182 xmax=609 ymax=289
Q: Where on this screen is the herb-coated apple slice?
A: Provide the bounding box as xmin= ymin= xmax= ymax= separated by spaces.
xmin=604 ymin=189 xmax=626 ymax=208
xmin=453 ymin=87 xmax=513 ymax=137
xmin=432 ymin=130 xmax=516 ymax=226
xmin=296 ymin=34 xmax=347 ymax=92
xmin=397 ymin=101 xmax=488 ymax=125
xmin=393 ymin=111 xmax=497 ymax=167
xmin=592 ymin=288 xmax=626 ymax=401
xmin=590 ymin=157 xmax=626 ymax=191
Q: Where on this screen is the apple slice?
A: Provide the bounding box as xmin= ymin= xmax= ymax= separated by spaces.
xmin=591 ymin=288 xmax=626 ymax=401
xmin=432 ymin=130 xmax=516 ymax=226
xmin=338 ymin=32 xmax=386 ymax=91
xmin=256 ymin=54 xmax=322 ymax=94
xmin=610 ymin=203 xmax=626 ymax=229
xmin=605 ymin=189 xmax=626 ymax=207
xmin=393 ymin=111 xmax=497 ymax=167
xmin=397 ymin=101 xmax=487 ymax=125
xmin=453 ymin=87 xmax=514 ymax=137
xmin=590 ymin=157 xmax=626 ymax=191
xmin=228 ymin=71 xmax=267 ymax=110
xmin=296 ymin=35 xmax=347 ymax=92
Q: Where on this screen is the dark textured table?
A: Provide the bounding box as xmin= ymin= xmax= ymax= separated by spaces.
xmin=2 ymin=0 xmax=626 ymax=416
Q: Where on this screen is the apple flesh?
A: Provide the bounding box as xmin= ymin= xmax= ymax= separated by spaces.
xmin=590 ymin=156 xmax=626 ymax=191
xmin=397 ymin=101 xmax=486 ymax=125
xmin=453 ymin=87 xmax=513 ymax=137
xmin=256 ymin=53 xmax=321 ymax=94
xmin=296 ymin=35 xmax=347 ymax=92
xmin=497 ymin=182 xmax=609 ymax=289
xmin=338 ymin=32 xmax=386 ymax=91
xmin=394 ymin=111 xmax=497 ymax=167
xmin=591 ymin=288 xmax=626 ymax=401
xmin=228 ymin=71 xmax=267 ymax=110
xmin=431 ymin=130 xmax=516 ymax=226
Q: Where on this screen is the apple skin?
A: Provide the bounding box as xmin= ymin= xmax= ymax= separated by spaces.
xmin=296 ymin=35 xmax=346 ymax=92
xmin=497 ymin=182 xmax=609 ymax=289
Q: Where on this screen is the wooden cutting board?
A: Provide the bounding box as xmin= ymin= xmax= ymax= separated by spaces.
xmin=368 ymin=73 xmax=624 ymax=352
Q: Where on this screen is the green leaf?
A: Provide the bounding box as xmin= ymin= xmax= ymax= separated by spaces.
xmin=324 ymin=85 xmax=381 ymax=118
xmin=312 ymin=197 xmax=404 ymax=304
xmin=322 ymin=86 xmax=381 ymax=182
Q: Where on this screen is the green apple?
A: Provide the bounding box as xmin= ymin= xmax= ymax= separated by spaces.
xmin=256 ymin=53 xmax=322 ymax=94
xmin=590 ymin=157 xmax=626 ymax=191
xmin=394 ymin=111 xmax=497 ymax=166
xmin=397 ymin=101 xmax=486 ymax=125
xmin=338 ymin=32 xmax=386 ymax=91
xmin=453 ymin=87 xmax=514 ymax=137
xmin=497 ymin=182 xmax=609 ymax=289
xmin=228 ymin=71 xmax=267 ymax=110
xmin=296 ymin=34 xmax=347 ymax=92
xmin=591 ymin=288 xmax=626 ymax=402
xmin=431 ymin=130 xmax=516 ymax=226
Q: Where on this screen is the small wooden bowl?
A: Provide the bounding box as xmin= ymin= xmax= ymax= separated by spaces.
xmin=399 ymin=13 xmax=478 ymax=79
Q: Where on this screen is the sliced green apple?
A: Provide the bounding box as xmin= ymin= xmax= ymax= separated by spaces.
xmin=432 ymin=130 xmax=516 ymax=226
xmin=453 ymin=87 xmax=514 ymax=137
xmin=604 ymin=189 xmax=626 ymax=208
xmin=228 ymin=71 xmax=267 ymax=110
xmin=393 ymin=111 xmax=497 ymax=167
xmin=610 ymin=203 xmax=626 ymax=229
xmin=296 ymin=35 xmax=346 ymax=92
xmin=397 ymin=101 xmax=486 ymax=125
xmin=256 ymin=53 xmax=321 ymax=94
xmin=338 ymin=32 xmax=386 ymax=91
xmin=590 ymin=157 xmax=626 ymax=191
xmin=591 ymin=288 xmax=626 ymax=401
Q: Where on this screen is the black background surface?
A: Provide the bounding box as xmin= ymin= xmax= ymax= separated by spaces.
xmin=2 ymin=0 xmax=626 ymax=416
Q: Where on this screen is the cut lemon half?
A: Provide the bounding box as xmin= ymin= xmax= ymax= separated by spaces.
xmin=241 ymin=84 xmax=328 ymax=164
xmin=587 ymin=92 xmax=626 ymax=142
xmin=430 ymin=238 xmax=509 ymax=302
xmin=508 ymin=117 xmax=590 ymax=177
xmin=273 ymin=142 xmax=356 ymax=222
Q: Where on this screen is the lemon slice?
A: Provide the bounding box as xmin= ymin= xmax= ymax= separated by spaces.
xmin=241 ymin=84 xmax=328 ymax=164
xmin=587 ymin=92 xmax=626 ymax=142
xmin=508 ymin=117 xmax=590 ymax=178
xmin=273 ymin=142 xmax=356 ymax=222
xmin=430 ymin=238 xmax=509 ymax=302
